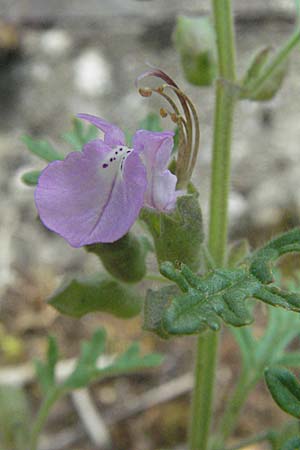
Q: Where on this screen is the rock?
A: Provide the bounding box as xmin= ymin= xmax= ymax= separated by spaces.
xmin=73 ymin=49 xmax=112 ymax=97
xmin=39 ymin=29 xmax=72 ymax=57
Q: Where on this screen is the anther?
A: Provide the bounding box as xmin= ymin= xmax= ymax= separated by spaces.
xmin=139 ymin=87 xmax=152 ymax=97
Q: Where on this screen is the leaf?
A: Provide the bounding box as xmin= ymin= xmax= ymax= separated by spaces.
xmin=255 ymin=285 xmax=300 ymax=311
xmin=22 ymin=135 xmax=63 ymax=162
xmin=21 ymin=170 xmax=41 ymax=186
xmin=249 ymin=228 xmax=300 ymax=283
xmin=242 ymin=47 xmax=271 ymax=88
xmin=240 ymin=46 xmax=289 ymax=101
xmin=160 ymin=263 xmax=255 ymax=335
xmin=265 ymin=367 xmax=300 ymax=418
xmin=63 ymin=118 xmax=98 ymax=150
xmin=64 ymin=329 xmax=163 ymax=389
xmin=64 ymin=329 xmax=106 ymax=389
xmin=34 ymin=336 xmax=59 ymax=394
xmin=48 ymin=273 xmax=142 ymax=319
xmin=112 ymin=342 xmax=163 ymax=372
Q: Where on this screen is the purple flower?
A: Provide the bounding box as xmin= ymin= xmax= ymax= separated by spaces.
xmin=35 ymin=114 xmax=179 ymax=247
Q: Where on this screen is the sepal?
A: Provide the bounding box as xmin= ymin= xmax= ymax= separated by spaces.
xmin=141 ymin=194 xmax=204 ymax=272
xmin=48 ymin=273 xmax=142 ymax=319
xmin=86 ymin=232 xmax=147 ymax=283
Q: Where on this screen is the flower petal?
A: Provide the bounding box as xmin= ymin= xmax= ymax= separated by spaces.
xmin=35 ymin=140 xmax=147 ymax=246
xmin=133 ymin=130 xmax=174 ymax=171
xmin=133 ymin=130 xmax=180 ymax=211
xmin=77 ymin=113 xmax=126 ymax=147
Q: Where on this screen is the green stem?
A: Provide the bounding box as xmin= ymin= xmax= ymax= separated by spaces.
xmin=249 ymin=28 xmax=300 ymax=98
xmin=29 ymin=387 xmax=63 ymax=450
xmin=189 ymin=1 xmax=237 ymax=450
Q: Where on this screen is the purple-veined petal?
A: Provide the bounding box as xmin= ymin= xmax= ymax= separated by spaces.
xmin=35 ymin=140 xmax=147 ymax=246
xmin=150 ymin=170 xmax=179 ymax=211
xmin=133 ymin=130 xmax=174 ymax=170
xmin=77 ymin=113 xmax=126 ymax=147
xmin=133 ymin=129 xmax=180 ymax=211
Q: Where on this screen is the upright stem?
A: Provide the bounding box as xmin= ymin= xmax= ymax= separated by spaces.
xmin=29 ymin=387 xmax=63 ymax=450
xmin=189 ymin=1 xmax=237 ymax=449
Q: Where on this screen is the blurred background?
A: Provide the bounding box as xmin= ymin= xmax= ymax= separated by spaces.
xmin=1 ymin=0 xmax=300 ymax=449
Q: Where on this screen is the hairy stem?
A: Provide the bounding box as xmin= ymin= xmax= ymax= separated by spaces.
xmin=188 ymin=1 xmax=237 ymax=449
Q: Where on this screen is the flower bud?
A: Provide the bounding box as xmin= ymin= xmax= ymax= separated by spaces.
xmin=173 ymin=15 xmax=217 ymax=87
xmin=241 ymin=47 xmax=289 ymax=101
xmin=141 ymin=194 xmax=204 ymax=271
xmin=86 ymin=232 xmax=147 ymax=283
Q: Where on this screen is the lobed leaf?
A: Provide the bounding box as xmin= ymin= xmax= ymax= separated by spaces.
xmin=34 ymin=336 xmax=59 ymax=394
xmin=249 ymin=228 xmax=300 ymax=283
xmin=158 ymin=229 xmax=300 ymax=336
xmin=160 ymin=263 xmax=256 ymax=335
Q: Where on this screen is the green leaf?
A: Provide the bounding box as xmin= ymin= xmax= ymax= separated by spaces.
xmin=160 ymin=263 xmax=255 ymax=335
xmin=146 ymin=229 xmax=300 ymax=337
xmin=64 ymin=329 xmax=163 ymax=389
xmin=143 ymin=285 xmax=180 ymax=339
xmin=249 ymin=228 xmax=300 ymax=283
xmin=63 ymin=118 xmax=98 ymax=150
xmin=242 ymin=47 xmax=271 ymax=88
xmin=112 ymin=342 xmax=163 ymax=372
xmin=48 ymin=273 xmax=142 ymax=319
xmin=0 ymin=385 xmax=30 ymax=450
xmin=64 ymin=329 xmax=106 ymax=389
xmin=138 ymin=112 xmax=163 ymax=132
xmin=265 ymin=367 xmax=300 ymax=418
xmin=282 ymin=437 xmax=300 ymax=450
xmin=21 ymin=170 xmax=41 ymax=186
xmin=241 ymin=46 xmax=289 ymax=101
xmin=22 ymin=135 xmax=63 ymax=162
xmin=34 ymin=336 xmax=59 ymax=394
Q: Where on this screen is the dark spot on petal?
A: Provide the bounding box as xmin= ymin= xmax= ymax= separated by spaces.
xmin=110 ymin=158 xmax=113 ymax=162
xmin=127 ymin=150 xmax=131 ymax=154
xmin=115 ymin=151 xmax=118 ymax=155
xmin=102 ymin=163 xmax=108 ymax=168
